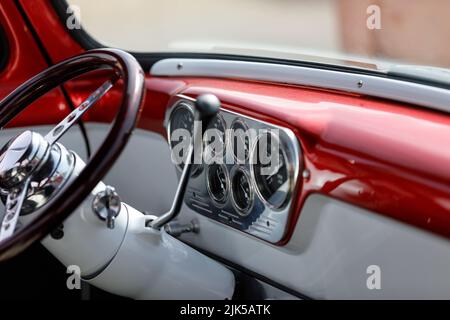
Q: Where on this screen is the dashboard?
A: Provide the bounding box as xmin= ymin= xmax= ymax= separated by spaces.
xmin=2 ymin=0 xmax=450 ymax=299
xmin=165 ymin=96 xmax=302 ymax=243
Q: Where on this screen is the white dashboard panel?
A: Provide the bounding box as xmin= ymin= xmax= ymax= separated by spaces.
xmin=177 ymin=194 xmax=450 ymax=299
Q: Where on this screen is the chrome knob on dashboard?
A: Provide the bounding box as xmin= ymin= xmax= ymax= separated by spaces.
xmin=92 ymin=186 xmax=121 ymax=229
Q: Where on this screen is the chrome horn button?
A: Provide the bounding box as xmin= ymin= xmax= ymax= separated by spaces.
xmin=0 ymin=131 xmax=49 ymax=190
xmin=0 ymin=130 xmax=77 ymax=216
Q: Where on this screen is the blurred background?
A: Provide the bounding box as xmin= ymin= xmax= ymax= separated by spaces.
xmin=68 ymin=0 xmax=450 ymax=69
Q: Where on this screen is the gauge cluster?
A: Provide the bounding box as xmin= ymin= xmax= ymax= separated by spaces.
xmin=166 ymin=97 xmax=302 ymax=243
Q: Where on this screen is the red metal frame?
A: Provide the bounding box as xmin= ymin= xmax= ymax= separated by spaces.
xmin=1 ymin=1 xmax=449 ymax=243
xmin=0 ymin=1 xmax=70 ymax=128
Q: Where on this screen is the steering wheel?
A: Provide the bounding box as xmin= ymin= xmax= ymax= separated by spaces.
xmin=0 ymin=49 xmax=145 ymax=261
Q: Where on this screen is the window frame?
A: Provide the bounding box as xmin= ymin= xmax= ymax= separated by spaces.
xmin=51 ymin=0 xmax=450 ymax=90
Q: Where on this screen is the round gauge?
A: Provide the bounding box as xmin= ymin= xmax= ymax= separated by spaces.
xmin=251 ymin=131 xmax=290 ymax=209
xmin=230 ymin=119 xmax=250 ymax=163
xmin=168 ymin=103 xmax=200 ymax=175
xmin=206 ymin=163 xmax=229 ymax=205
xmin=203 ymin=114 xmax=226 ymax=163
xmin=231 ymin=167 xmax=254 ymax=216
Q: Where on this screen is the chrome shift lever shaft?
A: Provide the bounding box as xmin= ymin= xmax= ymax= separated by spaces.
xmin=150 ymin=94 xmax=220 ymax=229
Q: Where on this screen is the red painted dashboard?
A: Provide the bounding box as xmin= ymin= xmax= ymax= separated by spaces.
xmin=139 ymin=77 xmax=450 ymax=242
xmin=0 ymin=1 xmax=449 ymax=243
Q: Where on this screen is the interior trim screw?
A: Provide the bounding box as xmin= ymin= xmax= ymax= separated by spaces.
xmin=302 ymin=169 xmax=311 ymax=180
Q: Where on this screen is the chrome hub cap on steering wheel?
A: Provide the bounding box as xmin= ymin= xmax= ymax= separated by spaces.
xmin=0 ymin=130 xmax=76 ymax=241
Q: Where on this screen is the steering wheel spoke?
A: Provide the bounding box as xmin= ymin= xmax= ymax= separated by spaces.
xmin=44 ymin=79 xmax=115 ymax=145
xmin=0 ymin=178 xmax=31 ymax=242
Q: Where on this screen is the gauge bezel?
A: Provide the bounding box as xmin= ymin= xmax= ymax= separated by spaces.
xmin=203 ymin=113 xmax=227 ymax=163
xmin=250 ymin=130 xmax=295 ymax=210
xmin=166 ymin=101 xmax=201 ymax=175
xmin=206 ymin=163 xmax=230 ymax=207
xmin=230 ymin=166 xmax=254 ymax=216
xmin=229 ymin=118 xmax=251 ymax=163
xmin=167 ymin=95 xmax=304 ymax=244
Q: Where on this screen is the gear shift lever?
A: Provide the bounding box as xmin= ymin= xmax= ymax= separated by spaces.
xmin=150 ymin=94 xmax=220 ymax=229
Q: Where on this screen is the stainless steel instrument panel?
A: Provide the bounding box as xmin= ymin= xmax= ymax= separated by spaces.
xmin=165 ymin=96 xmax=302 ymax=243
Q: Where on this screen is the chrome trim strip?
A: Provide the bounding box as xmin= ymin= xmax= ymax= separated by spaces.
xmin=151 ymin=59 xmax=450 ymax=114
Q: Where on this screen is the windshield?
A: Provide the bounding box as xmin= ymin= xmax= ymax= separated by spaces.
xmin=66 ymin=0 xmax=450 ymax=72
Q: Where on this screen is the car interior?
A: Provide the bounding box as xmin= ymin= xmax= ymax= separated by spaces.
xmin=0 ymin=0 xmax=449 ymax=301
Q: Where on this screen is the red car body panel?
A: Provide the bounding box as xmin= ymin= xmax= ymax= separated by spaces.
xmin=0 ymin=0 xmax=70 ymax=128
xmin=1 ymin=1 xmax=449 ymax=243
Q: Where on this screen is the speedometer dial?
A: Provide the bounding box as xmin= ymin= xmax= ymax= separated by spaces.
xmin=251 ymin=131 xmax=290 ymax=209
xmin=168 ymin=103 xmax=200 ymax=175
xmin=231 ymin=167 xmax=254 ymax=216
xmin=203 ymin=114 xmax=226 ymax=163
xmin=230 ymin=119 xmax=250 ymax=163
xmin=206 ymin=164 xmax=229 ymax=205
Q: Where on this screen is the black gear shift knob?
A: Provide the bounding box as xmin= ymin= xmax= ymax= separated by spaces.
xmin=194 ymin=94 xmax=220 ymax=121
